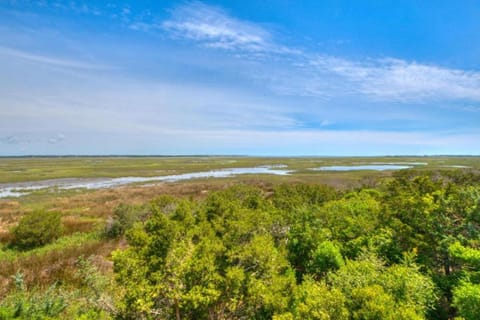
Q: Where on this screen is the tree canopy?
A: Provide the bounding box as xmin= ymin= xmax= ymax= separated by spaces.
xmin=111 ymin=171 xmax=480 ymax=319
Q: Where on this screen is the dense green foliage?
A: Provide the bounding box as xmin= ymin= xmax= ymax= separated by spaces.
xmin=3 ymin=168 xmax=480 ymax=319
xmin=110 ymin=171 xmax=480 ymax=320
xmin=11 ymin=210 xmax=63 ymax=250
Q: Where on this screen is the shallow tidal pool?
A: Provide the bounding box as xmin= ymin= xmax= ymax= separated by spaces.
xmin=313 ymin=165 xmax=412 ymax=171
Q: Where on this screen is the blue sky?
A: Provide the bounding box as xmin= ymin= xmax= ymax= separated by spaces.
xmin=1 ymin=0 xmax=479 ymax=155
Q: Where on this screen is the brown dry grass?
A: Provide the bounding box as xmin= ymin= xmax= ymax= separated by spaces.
xmin=62 ymin=216 xmax=99 ymax=235
xmin=0 ymin=181 xmax=227 ymax=241
xmin=48 ymin=181 xmax=233 ymax=218
xmin=0 ymin=239 xmax=119 ymax=297
xmin=0 ymin=200 xmax=22 ymax=227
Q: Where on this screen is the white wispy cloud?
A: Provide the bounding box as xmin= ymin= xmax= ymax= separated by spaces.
xmin=161 ymin=2 xmax=296 ymax=55
xmin=310 ymin=56 xmax=480 ymax=102
xmin=47 ymin=133 xmax=65 ymax=144
xmin=0 ymin=135 xmax=21 ymax=145
xmin=0 ymin=46 xmax=111 ymax=70
xmin=460 ymin=105 xmax=480 ymax=112
xmin=35 ymin=1 xmax=103 ymax=16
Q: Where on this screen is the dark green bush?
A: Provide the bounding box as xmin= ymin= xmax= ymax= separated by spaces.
xmin=11 ymin=210 xmax=63 ymax=250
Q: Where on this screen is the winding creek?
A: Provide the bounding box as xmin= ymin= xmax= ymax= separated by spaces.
xmin=0 ymin=166 xmax=291 ymax=198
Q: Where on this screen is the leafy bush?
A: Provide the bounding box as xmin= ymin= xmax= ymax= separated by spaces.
xmin=272 ymin=183 xmax=337 ymax=211
xmin=11 ymin=210 xmax=63 ymax=250
xmin=330 ymin=254 xmax=436 ymax=319
xmin=289 ymin=277 xmax=349 ymax=319
xmin=453 ymin=281 xmax=480 ymax=320
xmin=74 ymin=256 xmax=117 ymax=317
xmin=308 ymin=240 xmax=344 ymax=277
xmin=105 ymin=204 xmax=147 ymax=238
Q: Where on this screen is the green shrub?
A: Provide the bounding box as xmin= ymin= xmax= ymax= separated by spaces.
xmin=453 ymin=281 xmax=480 ymax=320
xmin=104 ymin=204 xmax=146 ymax=238
xmin=308 ymin=240 xmax=344 ymax=277
xmin=11 ymin=210 xmax=63 ymax=250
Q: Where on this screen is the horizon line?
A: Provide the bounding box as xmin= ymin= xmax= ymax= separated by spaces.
xmin=1 ymin=154 xmax=480 ymax=158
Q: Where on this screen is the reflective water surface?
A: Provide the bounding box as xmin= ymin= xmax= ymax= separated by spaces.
xmin=0 ymin=166 xmax=290 ymax=198
xmin=314 ymin=165 xmax=412 ymax=171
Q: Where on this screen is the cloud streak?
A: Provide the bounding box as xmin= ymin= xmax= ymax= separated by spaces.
xmin=162 ymin=2 xmax=268 ymax=52
xmin=310 ymin=56 xmax=480 ymax=102
xmin=161 ymin=2 xmax=297 ymax=55
xmin=0 ymin=46 xmax=111 ymax=70
xmin=48 ymin=133 xmax=65 ymax=144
